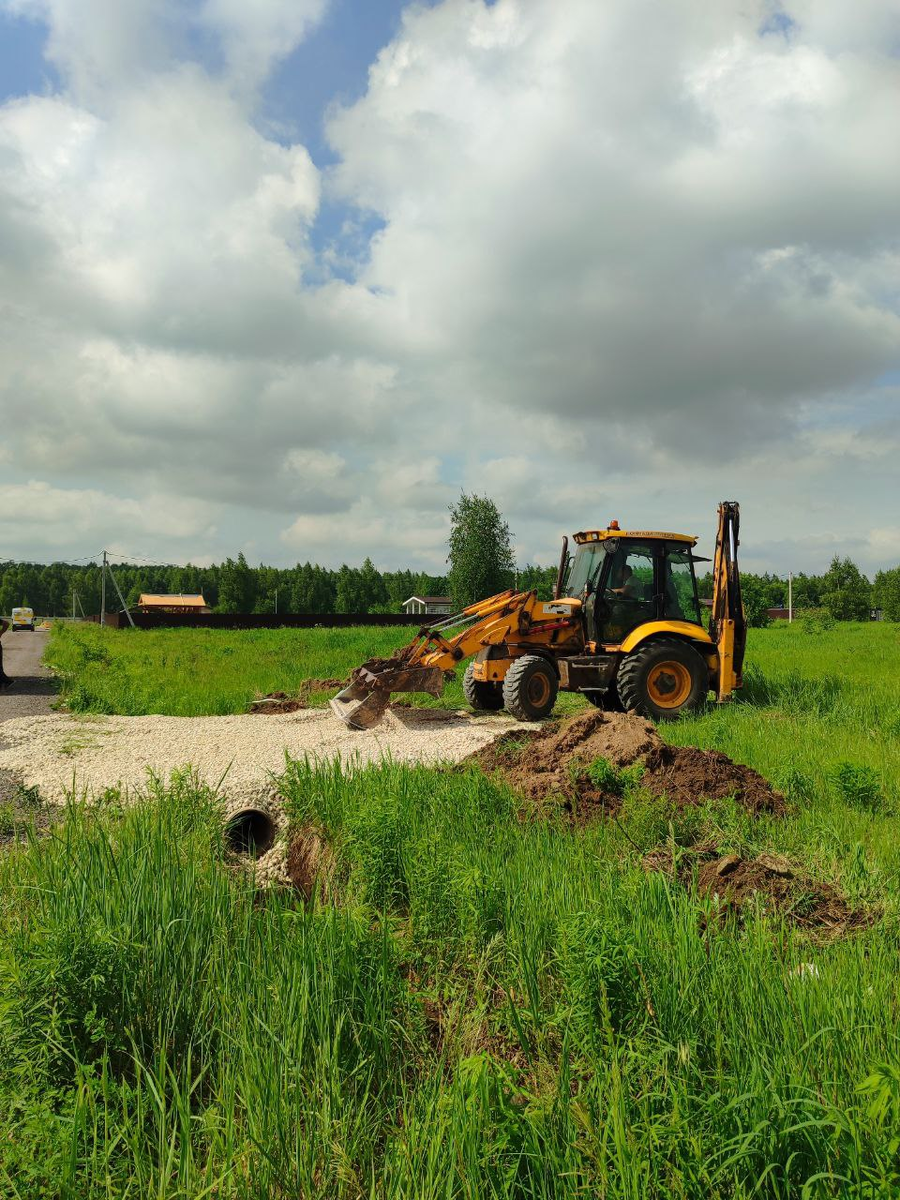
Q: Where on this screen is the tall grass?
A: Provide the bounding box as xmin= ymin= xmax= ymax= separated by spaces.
xmin=1 ymin=757 xmax=899 ymax=1196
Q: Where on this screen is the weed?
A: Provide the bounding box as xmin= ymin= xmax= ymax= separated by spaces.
xmin=13 ymin=782 xmax=43 ymax=810
xmin=584 ymin=755 xmax=645 ymax=795
xmin=830 ymin=761 xmax=885 ymax=813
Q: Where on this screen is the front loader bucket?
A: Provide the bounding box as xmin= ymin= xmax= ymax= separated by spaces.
xmin=330 ymin=683 xmax=392 ymax=731
xmin=330 ymin=662 xmax=446 ymax=730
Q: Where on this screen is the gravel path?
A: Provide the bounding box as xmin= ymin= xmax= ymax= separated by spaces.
xmin=0 ymin=628 xmax=57 ymax=806
xmin=0 ymin=705 xmax=530 ymax=807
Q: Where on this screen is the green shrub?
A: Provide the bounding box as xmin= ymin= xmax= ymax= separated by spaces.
xmin=581 ymin=755 xmax=645 ymax=795
xmin=799 ymin=607 xmax=836 ymax=634
xmin=830 ymin=762 xmax=885 ymax=813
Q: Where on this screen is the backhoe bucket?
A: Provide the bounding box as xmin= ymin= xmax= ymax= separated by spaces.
xmin=330 ymin=661 xmax=445 ymax=730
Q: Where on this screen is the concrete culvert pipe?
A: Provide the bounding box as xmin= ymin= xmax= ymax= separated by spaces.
xmin=225 ymin=808 xmax=277 ymax=856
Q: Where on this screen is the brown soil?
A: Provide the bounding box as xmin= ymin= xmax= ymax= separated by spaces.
xmin=642 ymin=744 xmax=785 ymax=815
xmin=468 ymin=709 xmax=785 ymax=817
xmin=285 ymin=826 xmax=335 ymax=901
xmin=471 ymin=710 xmax=657 ymax=802
xmin=249 ymin=679 xmax=344 ymax=714
xmin=643 ymin=845 xmax=874 ymax=936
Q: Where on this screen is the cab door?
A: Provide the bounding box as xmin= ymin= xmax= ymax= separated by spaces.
xmin=593 ymin=540 xmax=661 ymax=643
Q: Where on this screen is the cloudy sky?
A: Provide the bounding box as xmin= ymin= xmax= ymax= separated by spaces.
xmin=0 ymin=0 xmax=898 ymax=576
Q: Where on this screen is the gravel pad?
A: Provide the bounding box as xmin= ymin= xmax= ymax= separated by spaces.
xmin=0 ymin=706 xmax=528 ymax=807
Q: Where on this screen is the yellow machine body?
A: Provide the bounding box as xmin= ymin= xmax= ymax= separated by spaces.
xmin=331 ymin=502 xmax=745 ymax=728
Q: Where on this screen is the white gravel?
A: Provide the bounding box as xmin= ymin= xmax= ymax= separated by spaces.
xmin=0 ymin=705 xmax=528 ymax=808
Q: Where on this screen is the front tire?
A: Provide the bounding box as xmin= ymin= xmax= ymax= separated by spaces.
xmin=463 ymin=663 xmax=504 ymax=711
xmin=502 ymin=655 xmax=558 ymax=721
xmin=617 ymin=638 xmax=708 ymax=721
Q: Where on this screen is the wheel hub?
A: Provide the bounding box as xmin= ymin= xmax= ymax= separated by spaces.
xmin=646 ymin=660 xmax=691 ymax=708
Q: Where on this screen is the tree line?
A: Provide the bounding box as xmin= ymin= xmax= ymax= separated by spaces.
xmin=1 ymin=491 xmax=897 ymax=621
xmin=2 ymin=553 xmax=895 ymax=622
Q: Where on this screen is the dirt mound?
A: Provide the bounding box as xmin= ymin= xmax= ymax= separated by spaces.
xmin=471 ymin=709 xmax=659 ymax=802
xmin=250 ymin=679 xmax=344 ymax=714
xmin=469 ymin=709 xmax=785 ymax=816
xmin=285 ymin=827 xmax=335 ymax=901
xmin=250 ymin=691 xmax=301 ymax=714
xmin=644 ymin=846 xmax=873 ymax=936
xmin=642 ymin=745 xmax=785 ymax=815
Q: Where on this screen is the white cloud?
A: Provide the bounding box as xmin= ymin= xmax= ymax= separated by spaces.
xmin=200 ymin=0 xmax=329 ymax=91
xmin=0 ymin=0 xmax=898 ymax=572
xmin=0 ymin=480 xmax=217 ymax=553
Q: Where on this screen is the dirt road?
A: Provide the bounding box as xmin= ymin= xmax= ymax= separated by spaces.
xmin=0 ymin=628 xmax=55 ymax=722
xmin=0 ymin=628 xmax=57 ymax=808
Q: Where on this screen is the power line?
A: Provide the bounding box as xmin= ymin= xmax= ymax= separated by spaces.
xmin=105 ymin=550 xmax=185 ymax=568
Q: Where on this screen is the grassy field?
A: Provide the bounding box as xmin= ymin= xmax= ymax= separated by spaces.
xmin=1 ymin=620 xmax=898 ymax=1195
xmin=43 ymin=621 xmax=588 ymax=718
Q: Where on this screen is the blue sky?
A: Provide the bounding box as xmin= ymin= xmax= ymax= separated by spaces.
xmin=0 ymin=0 xmax=421 ymax=280
xmin=0 ymin=8 xmax=58 ymax=102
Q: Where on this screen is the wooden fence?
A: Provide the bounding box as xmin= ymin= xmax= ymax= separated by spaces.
xmin=86 ymin=612 xmax=446 ymax=630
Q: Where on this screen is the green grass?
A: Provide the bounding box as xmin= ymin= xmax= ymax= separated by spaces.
xmin=3 ymin=619 xmax=897 ymax=1194
xmin=43 ymin=621 xmax=587 ymax=718
xmin=1 ymin=756 xmax=899 ymax=1196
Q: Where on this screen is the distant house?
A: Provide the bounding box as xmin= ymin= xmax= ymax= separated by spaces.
xmin=135 ymin=593 xmax=211 ymax=614
xmin=402 ymin=595 xmax=453 ymax=615
xmin=767 ymin=607 xmax=793 ymax=620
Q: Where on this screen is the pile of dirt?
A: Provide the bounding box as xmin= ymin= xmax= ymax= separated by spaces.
xmin=642 ymin=744 xmax=785 ymax=815
xmin=250 ymin=691 xmax=301 ymax=714
xmin=285 ymin=827 xmax=335 ymax=901
xmin=469 ymin=709 xmax=785 ymax=817
xmin=249 ymin=679 xmax=344 ymax=714
xmin=643 ymin=846 xmax=874 ymax=935
xmin=348 ymin=642 xmax=418 ymax=682
xmin=472 ymin=710 xmax=658 ymax=802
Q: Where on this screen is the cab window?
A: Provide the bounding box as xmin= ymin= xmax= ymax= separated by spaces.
xmin=663 ymin=549 xmax=700 ymax=622
xmin=598 ymin=542 xmax=656 ymax=642
xmin=565 ymin=544 xmax=605 ymax=597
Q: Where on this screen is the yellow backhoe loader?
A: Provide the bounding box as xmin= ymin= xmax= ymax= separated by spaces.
xmin=331 ymin=501 xmax=746 ymax=730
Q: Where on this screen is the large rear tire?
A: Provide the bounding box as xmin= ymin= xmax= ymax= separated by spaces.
xmin=617 ymin=638 xmax=708 ymax=721
xmin=502 ymin=655 xmax=558 ymax=721
xmin=463 ymin=663 xmax=504 ymax=711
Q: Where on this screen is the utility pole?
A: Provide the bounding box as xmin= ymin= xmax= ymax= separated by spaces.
xmin=108 ymin=561 xmax=136 ymax=628
xmin=274 ymin=588 xmax=278 ymax=615
xmin=100 ymin=551 xmax=107 ymax=626
xmin=72 ymin=590 xmax=76 ymax=621
xmin=788 ymin=572 xmax=793 ymax=623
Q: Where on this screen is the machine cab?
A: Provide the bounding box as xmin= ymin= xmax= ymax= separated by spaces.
xmin=565 ymin=528 xmax=702 ymax=645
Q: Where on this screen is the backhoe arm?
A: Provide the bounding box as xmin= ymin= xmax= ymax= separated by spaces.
xmin=331 ymin=590 xmax=542 ymax=729
xmin=407 ymin=590 xmax=540 ymax=671
xmin=709 ymin=500 xmax=746 ymax=700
